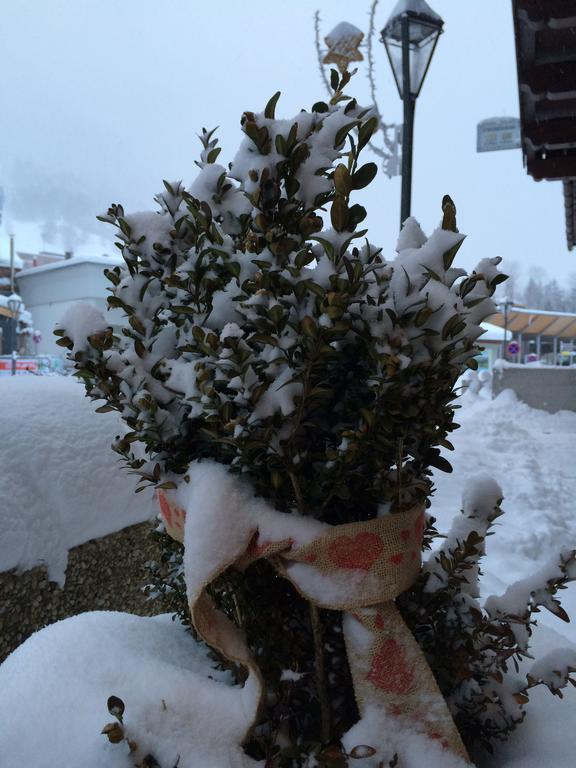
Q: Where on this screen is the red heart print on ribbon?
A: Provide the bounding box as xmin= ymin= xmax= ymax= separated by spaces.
xmin=367 ymin=637 xmax=416 ymax=695
xmin=328 ymin=533 xmax=384 ymax=571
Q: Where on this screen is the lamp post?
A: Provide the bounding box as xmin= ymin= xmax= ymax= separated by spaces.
xmin=7 ymin=297 xmax=22 ymax=376
xmin=381 ymin=0 xmax=444 ymax=228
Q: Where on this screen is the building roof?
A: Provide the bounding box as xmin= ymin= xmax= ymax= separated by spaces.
xmin=489 ymin=306 xmax=576 ymax=338
xmin=0 ymin=251 xmax=23 ymax=269
xmin=512 ymin=0 xmax=576 ymax=250
xmin=480 ymin=321 xmax=507 ymax=342
xmin=17 ymin=255 xmax=123 ymax=279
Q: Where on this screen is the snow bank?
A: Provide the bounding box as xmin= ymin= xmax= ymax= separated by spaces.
xmin=0 ymin=612 xmax=256 ymax=768
xmin=0 ymin=377 xmax=155 ymax=584
xmin=0 ymin=612 xmax=573 ymax=768
xmin=431 ymin=387 xmax=576 ymax=642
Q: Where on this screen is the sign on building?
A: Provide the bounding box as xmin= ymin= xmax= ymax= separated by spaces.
xmin=477 ymin=118 xmax=521 ymax=153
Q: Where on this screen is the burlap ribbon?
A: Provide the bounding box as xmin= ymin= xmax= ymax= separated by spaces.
xmin=157 ymin=466 xmax=469 ymax=763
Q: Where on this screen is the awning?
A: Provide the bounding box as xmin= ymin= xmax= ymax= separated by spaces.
xmin=489 ymin=307 xmax=576 ymax=338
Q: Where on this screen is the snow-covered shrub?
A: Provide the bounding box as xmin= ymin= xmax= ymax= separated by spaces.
xmin=56 ymin=72 xmax=503 ymax=518
xmin=58 ymin=70 xmax=566 ymax=764
xmin=399 ymin=475 xmax=576 ymax=753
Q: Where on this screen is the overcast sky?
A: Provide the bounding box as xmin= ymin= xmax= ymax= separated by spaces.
xmin=1 ymin=0 xmax=573 ymax=286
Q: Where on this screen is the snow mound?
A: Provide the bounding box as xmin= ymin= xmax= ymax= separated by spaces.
xmin=0 ymin=612 xmax=256 ymax=768
xmin=0 ymin=376 xmax=155 ymax=584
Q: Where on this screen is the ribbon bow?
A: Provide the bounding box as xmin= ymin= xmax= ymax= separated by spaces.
xmin=157 ymin=461 xmax=469 ymax=764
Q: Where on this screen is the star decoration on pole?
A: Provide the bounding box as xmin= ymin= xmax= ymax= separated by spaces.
xmin=322 ymin=22 xmax=364 ymax=73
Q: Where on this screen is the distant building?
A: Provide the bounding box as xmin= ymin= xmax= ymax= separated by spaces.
xmin=489 ymin=306 xmax=576 ymax=364
xmin=18 ymin=250 xmax=72 ymax=270
xmin=0 ymin=245 xmax=24 ymax=354
xmin=16 ymin=256 xmax=125 ymax=356
xmin=477 ymin=322 xmax=507 ymax=369
xmin=0 ymin=246 xmax=23 ymax=292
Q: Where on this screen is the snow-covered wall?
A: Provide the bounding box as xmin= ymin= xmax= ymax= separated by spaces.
xmin=16 ymin=257 xmax=125 ymax=355
xmin=493 ymin=365 xmax=576 ymax=413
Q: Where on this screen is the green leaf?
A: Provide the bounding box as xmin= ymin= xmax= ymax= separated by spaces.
xmin=491 ymin=273 xmax=509 ymax=287
xmin=206 ymin=147 xmax=221 ymax=164
xmin=312 ymin=101 xmax=329 ymax=113
xmin=330 ymin=68 xmax=339 ymax=91
xmin=300 ymin=316 xmax=317 ymax=337
xmin=285 ymin=176 xmax=300 ymax=198
xmin=344 ymin=98 xmax=357 ymax=115
xmin=333 ymin=164 xmax=351 ymax=195
xmin=264 ymin=91 xmax=281 ymax=119
xmin=309 ymin=236 xmax=335 ymax=259
xmin=414 ymin=307 xmax=432 ymax=326
xmin=351 ymin=162 xmax=377 ymax=190
xmin=334 ymin=121 xmax=358 ymax=149
xmin=330 ymin=197 xmax=349 ymax=232
xmin=104 ymin=268 xmax=121 ymax=286
xmin=347 ymin=204 xmax=367 ymax=227
xmin=427 ymin=452 xmax=453 ymax=473
xmin=357 ymin=117 xmax=378 ymax=152
xmin=286 ymin=122 xmax=298 ymax=150
xmin=275 ymin=134 xmax=287 ymax=156
xmin=172 ymin=305 xmax=196 ymax=314
xmin=250 ymin=333 xmax=279 ymax=347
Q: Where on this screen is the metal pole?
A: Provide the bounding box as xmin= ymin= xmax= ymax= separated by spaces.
xmin=11 ymin=310 xmax=18 ymax=375
xmin=553 ymin=335 xmax=558 ymax=365
xmin=400 ymin=16 xmax=415 ymax=228
xmin=503 ymin=302 xmax=509 ymax=359
xmin=9 ymin=234 xmax=15 ymax=293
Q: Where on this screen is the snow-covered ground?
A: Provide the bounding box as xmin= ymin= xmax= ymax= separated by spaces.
xmin=431 ymin=384 xmax=576 ymax=766
xmin=0 ymin=376 xmax=155 ymax=584
xmin=0 ymin=610 xmax=572 ymax=768
xmin=1 ymin=383 xmax=575 ymax=767
xmin=431 ymin=385 xmax=576 ymax=645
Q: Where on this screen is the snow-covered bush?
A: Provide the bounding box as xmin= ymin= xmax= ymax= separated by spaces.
xmin=400 ymin=475 xmax=576 ymax=753
xmin=57 ymin=71 xmax=503 ymax=518
xmin=56 ymin=72 xmax=576 ymax=765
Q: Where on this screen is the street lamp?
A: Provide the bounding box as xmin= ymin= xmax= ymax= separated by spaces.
xmin=7 ymin=297 xmax=22 ymax=376
xmin=381 ymin=0 xmax=444 ymax=228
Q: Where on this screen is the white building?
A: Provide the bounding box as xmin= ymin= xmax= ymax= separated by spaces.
xmin=16 ymin=256 xmax=125 ymax=356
